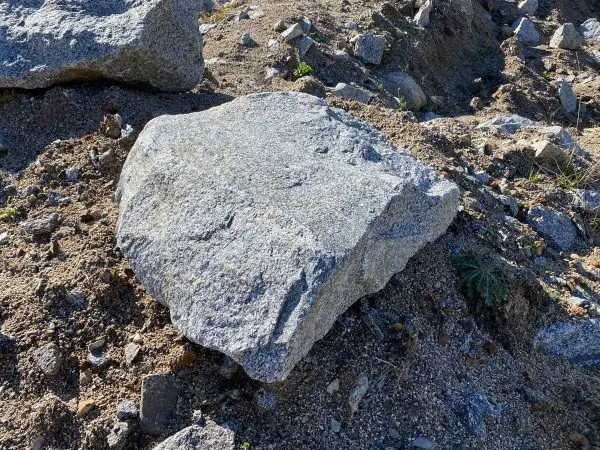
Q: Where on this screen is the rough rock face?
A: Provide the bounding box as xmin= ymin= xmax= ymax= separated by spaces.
xmin=534 ymin=319 xmax=600 ymax=366
xmin=549 ymin=23 xmax=583 ymax=50
xmin=116 ymin=92 xmax=459 ymax=382
xmin=527 ymin=205 xmax=577 ymax=252
xmin=0 ymin=0 xmax=208 ymax=91
xmin=154 ymin=423 xmax=235 ymax=450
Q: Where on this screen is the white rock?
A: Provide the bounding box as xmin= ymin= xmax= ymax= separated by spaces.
xmin=580 ymin=18 xmax=600 ymax=43
xmin=550 ymin=23 xmax=583 ymax=50
xmin=352 ymin=33 xmax=386 ymax=65
xmin=116 ymin=92 xmax=459 ymax=382
xmin=414 ymin=0 xmax=434 ymax=26
xmin=154 ymin=422 xmax=235 ymax=450
xmin=556 ymin=79 xmax=577 ymax=114
xmin=512 ymin=18 xmax=541 ymax=45
xmin=281 ymin=23 xmax=303 ymax=41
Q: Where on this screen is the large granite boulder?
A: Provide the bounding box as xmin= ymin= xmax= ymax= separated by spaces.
xmin=116 ymin=92 xmax=459 ymax=382
xmin=0 ymin=0 xmax=208 ymax=91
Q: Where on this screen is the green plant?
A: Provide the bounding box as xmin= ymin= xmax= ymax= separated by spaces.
xmin=542 ymin=70 xmax=552 ymax=81
xmin=0 ymin=207 xmax=19 ymax=221
xmin=199 ymin=2 xmax=232 ymax=22
xmin=527 ymin=167 xmax=543 ymax=183
xmin=293 ymin=62 xmax=315 ymax=79
xmin=241 ymin=442 xmax=252 ymax=450
xmin=395 ymin=96 xmax=407 ymax=113
xmin=454 ymin=254 xmax=508 ymax=306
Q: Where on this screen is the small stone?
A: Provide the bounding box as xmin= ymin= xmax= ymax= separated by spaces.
xmin=107 ymin=421 xmax=130 ymax=449
xmin=556 ymin=80 xmax=577 ymax=114
xmin=389 ymin=428 xmax=400 ymax=439
xmin=199 ymin=23 xmax=217 ymax=35
xmin=533 ymin=140 xmax=566 ymax=162
xmin=192 ymin=409 xmax=203 ymax=425
xmin=293 ymin=76 xmax=325 ymax=98
xmin=527 ymin=205 xmax=577 ymax=252
xmin=0 ymin=332 xmax=15 ymax=352
xmin=116 ymin=399 xmax=138 ymax=421
xmin=330 ymin=82 xmax=371 ymax=104
xmin=76 ymin=399 xmax=96 ymax=418
xmin=267 ymin=38 xmax=280 ymax=52
xmin=281 ymin=23 xmax=303 ymax=41
xmin=153 ymin=422 xmax=235 ymax=450
xmin=326 ymin=378 xmax=340 ymax=394
xmin=124 ymin=343 xmax=140 ymax=366
xmin=297 ymin=35 xmax=315 ymax=58
xmin=499 ymin=195 xmax=519 ymax=216
xmin=140 ymin=374 xmax=180 ymax=435
xmin=100 ymin=114 xmax=122 ymax=139
xmin=381 ymin=71 xmax=427 ymax=110
xmin=22 ymin=213 xmax=62 ymax=236
xmin=573 ymin=189 xmax=600 ymax=213
xmin=517 ymin=0 xmax=538 ymax=16
xmin=466 ymin=393 xmax=501 ymax=436
xmin=474 ymin=171 xmax=491 ymax=184
xmin=299 ymin=17 xmax=312 ymax=33
xmin=414 ymin=0 xmax=433 ymax=26
xmin=345 ymin=20 xmax=358 ymax=29
xmin=240 ymin=32 xmax=252 ymax=46
xmin=273 ymin=20 xmax=286 ymax=32
xmin=348 ymin=372 xmax=369 ymax=413
xmin=512 ymin=18 xmax=540 ymax=45
xmin=246 ymin=7 xmax=264 ymax=20
xmin=330 ymin=418 xmax=341 ymax=433
xmin=98 ymin=147 xmax=116 ymax=166
xmin=580 ymin=18 xmax=600 ymax=43
xmin=256 ymin=389 xmax=278 ymax=410
xmin=470 ymin=97 xmax=484 ymax=110
xmin=550 ymin=23 xmax=583 ymax=50
xmin=352 ymin=33 xmax=386 ymax=65
xmin=412 ymin=437 xmax=438 ymax=449
xmin=0 ymin=231 xmax=9 ymax=245
xmin=87 ymin=337 xmax=106 ymax=353
xmin=88 ymin=351 xmax=108 ymax=368
xmin=33 ymin=343 xmax=62 ymax=377
xmin=483 ymin=342 xmax=497 ymax=355
xmin=65 ymin=167 xmax=79 ymax=182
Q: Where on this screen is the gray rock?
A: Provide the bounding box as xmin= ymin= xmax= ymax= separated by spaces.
xmin=352 ymin=34 xmax=386 ymax=65
xmin=476 ymin=114 xmax=539 ymax=134
xmin=414 ymin=0 xmax=434 ymax=26
xmin=140 ymin=374 xmax=180 ymax=436
xmin=240 ymin=32 xmax=253 ymax=46
xmin=466 ymin=393 xmax=501 ymax=436
xmin=550 ymin=23 xmax=583 ymax=50
xmin=87 ymin=351 xmax=108 ymax=368
xmin=199 ymin=23 xmax=217 ymax=35
xmin=0 ymin=332 xmax=15 ymax=352
xmin=330 ymin=82 xmax=372 ymax=104
xmin=0 ymin=232 xmax=9 ymax=246
xmin=116 ymin=92 xmax=459 ymax=382
xmin=330 ymin=419 xmax=341 ymax=433
xmin=382 ymin=72 xmax=427 ymax=110
xmin=573 ymin=189 xmax=600 ymax=213
xmin=256 ymin=389 xmax=278 ymax=410
xmin=116 ymin=399 xmax=138 ymax=421
xmin=412 ymin=437 xmax=438 ymax=449
xmin=281 ymin=23 xmax=303 ymax=41
xmin=499 ymin=195 xmax=518 ymax=216
xmin=107 ymin=421 xmax=131 ymax=450
xmin=348 ymin=372 xmax=369 ymax=413
xmin=124 ymin=343 xmax=141 ymax=365
xmin=556 ymin=80 xmax=577 ymax=114
xmin=533 ymin=140 xmax=566 ymax=163
xmin=0 ymin=0 xmax=207 ymax=91
xmin=512 ymin=18 xmax=540 ymax=45
xmin=517 ymin=0 xmax=538 ymax=16
xmin=299 ymin=17 xmax=312 ymax=33
xmin=22 ymin=213 xmax=62 ymax=236
xmin=534 ymin=319 xmax=600 ymax=365
xmin=153 ymin=422 xmax=235 ymax=450
xmin=297 ymin=35 xmax=315 ymax=59
xmin=580 ymin=18 xmax=600 ymax=43
xmin=527 ymin=205 xmax=577 ymax=252
xmin=33 ymin=343 xmax=62 ymax=377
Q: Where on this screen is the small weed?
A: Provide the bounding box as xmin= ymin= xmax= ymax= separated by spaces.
xmin=454 ymin=254 xmax=509 ymax=306
xmin=532 ymin=152 xmax=600 ymax=190
xmin=527 ymin=167 xmax=543 ymax=183
xmin=199 ymin=3 xmax=232 ymax=22
xmin=0 ymin=207 xmax=20 ymax=221
xmin=395 ymin=96 xmax=407 ymax=113
xmin=542 ymin=70 xmax=552 ymax=81
xmin=293 ymin=62 xmax=315 ymax=79
xmin=241 ymin=443 xmax=252 ymax=450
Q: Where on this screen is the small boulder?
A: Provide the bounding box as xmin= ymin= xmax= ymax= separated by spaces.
xmin=352 ymin=34 xmax=386 ymax=65
xmin=512 ymin=18 xmax=541 ymax=45
xmin=517 ymin=0 xmax=538 ymax=16
xmin=330 ymin=83 xmax=372 ymax=104
xmin=555 ymin=80 xmax=577 ymax=114
xmin=22 ymin=213 xmax=63 ymax=236
xmin=550 ymin=23 xmax=583 ymax=50
xmin=572 ymin=189 xmax=600 ymax=214
xmin=580 ymin=18 xmax=600 ymax=43
xmin=140 ymin=374 xmax=180 ymax=436
xmin=116 ymin=400 xmax=138 ymax=421
xmin=107 ymin=421 xmax=131 ymax=450
xmin=527 ymin=205 xmax=577 ymax=252
xmin=381 ymin=72 xmax=427 ymax=110
xmin=533 ymin=140 xmax=566 ymax=163
xmin=281 ymin=23 xmax=303 ymax=41
xmin=33 ymin=343 xmax=62 ymax=377
xmin=153 ymin=422 xmax=235 ymax=450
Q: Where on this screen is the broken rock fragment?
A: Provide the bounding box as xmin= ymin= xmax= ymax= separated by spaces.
xmin=116 ymin=92 xmax=459 ymax=382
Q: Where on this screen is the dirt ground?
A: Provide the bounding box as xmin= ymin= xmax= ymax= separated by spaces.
xmin=1 ymin=0 xmax=600 ymax=449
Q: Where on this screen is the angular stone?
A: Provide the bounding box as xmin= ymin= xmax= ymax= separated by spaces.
xmin=580 ymin=18 xmax=600 ymax=43
xmin=33 ymin=343 xmax=62 ymax=377
xmin=534 ymin=319 xmax=600 ymax=366
xmin=381 ymin=71 xmax=427 ymax=110
xmin=330 ymin=82 xmax=372 ymax=104
xmin=527 ymin=205 xmax=577 ymax=252
xmin=352 ymin=33 xmax=386 ymax=65
xmin=533 ymin=140 xmax=566 ymax=163
xmin=153 ymin=422 xmax=235 ymax=450
xmin=281 ymin=23 xmax=303 ymax=41
xmin=140 ymin=374 xmax=180 ymax=436
xmin=550 ymin=23 xmax=583 ymax=50
xmin=517 ymin=0 xmax=538 ymax=16
xmin=22 ymin=213 xmax=63 ymax=236
xmin=0 ymin=0 xmax=207 ymax=91
xmin=511 ymin=18 xmax=540 ymax=46
xmin=116 ymin=92 xmax=459 ymax=382
xmin=556 ymin=80 xmax=577 ymax=114
xmin=572 ymin=189 xmax=600 ymax=214
xmin=414 ymin=0 xmax=434 ymax=26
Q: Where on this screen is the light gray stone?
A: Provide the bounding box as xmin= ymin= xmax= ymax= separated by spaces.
xmin=348 ymin=372 xmax=369 ymax=413
xmin=352 ymin=34 xmax=386 ymax=65
xmin=0 ymin=0 xmax=208 ymax=91
xmin=466 ymin=393 xmax=501 ymax=437
xmin=412 ymin=437 xmax=438 ymax=449
xmin=382 ymin=72 xmax=427 ymax=110
xmin=511 ymin=18 xmax=540 ymax=45
xmin=556 ymin=80 xmax=577 ymax=114
xmin=330 ymin=82 xmax=372 ymax=104
xmin=33 ymin=343 xmax=62 ymax=377
xmin=533 ymin=140 xmax=566 ymax=163
xmin=573 ymin=189 xmax=600 ymax=213
xmin=297 ymin=35 xmax=315 ymax=59
xmin=281 ymin=23 xmax=303 ymax=41
xmin=527 ymin=205 xmax=577 ymax=252
xmin=580 ymin=18 xmax=600 ymax=43
xmin=550 ymin=23 xmax=583 ymax=50
xmin=534 ymin=319 xmax=600 ymax=365
xmin=240 ymin=32 xmax=252 ymax=46
xmin=116 ymin=92 xmax=459 ymax=382
xmin=107 ymin=421 xmax=130 ymax=450
xmin=153 ymin=422 xmax=235 ymax=450
xmin=517 ymin=0 xmax=538 ymax=16
xmin=140 ymin=374 xmax=180 ymax=436
xmin=414 ymin=0 xmax=434 ymax=26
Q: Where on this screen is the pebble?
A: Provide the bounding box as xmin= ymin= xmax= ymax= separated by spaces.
xmin=273 ymin=20 xmax=286 ymax=32
xmin=22 ymin=213 xmax=62 ymax=236
xmin=65 ymin=167 xmax=79 ymax=182
xmin=330 ymin=418 xmax=341 ymax=433
xmin=412 ymin=436 xmax=438 ymax=449
xmin=346 ymin=20 xmax=358 ymax=29
xmin=88 ymin=351 xmax=108 ymax=368
xmin=348 ymin=372 xmax=369 ymax=413
xmin=124 ymin=342 xmax=141 ymax=366
xmin=299 ymin=17 xmax=312 ymax=33
xmin=87 ymin=337 xmax=106 ymax=352
xmin=267 ymin=38 xmax=280 ymax=52
xmin=107 ymin=421 xmax=130 ymax=449
xmin=116 ymin=399 xmax=138 ymax=421
xmin=556 ymin=79 xmax=577 ymax=114
xmin=0 ymin=231 xmax=9 ymax=245
xmin=240 ymin=32 xmax=252 ymax=46
xmin=33 ymin=343 xmax=62 ymax=377
xmin=76 ymin=398 xmax=96 ymax=418
xmin=326 ymin=378 xmax=340 ymax=394
xmin=297 ymin=35 xmax=315 ymax=58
